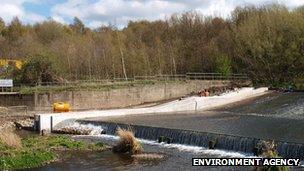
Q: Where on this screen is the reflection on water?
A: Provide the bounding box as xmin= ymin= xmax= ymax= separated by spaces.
xmin=25 ymin=134 xmax=304 ymax=171
xmin=26 ymin=150 xmax=163 ymax=171
xmin=26 ymin=135 xmax=255 ymax=171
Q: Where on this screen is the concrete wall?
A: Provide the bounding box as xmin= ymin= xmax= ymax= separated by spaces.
xmin=37 ymin=87 xmax=267 ymax=132
xmin=0 ymin=94 xmax=34 ymax=108
xmin=0 ymin=80 xmax=243 ymax=111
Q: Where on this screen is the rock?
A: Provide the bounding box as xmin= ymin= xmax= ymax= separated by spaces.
xmin=14 ymin=118 xmax=34 ymax=130
xmin=158 ymin=136 xmax=173 ymax=144
xmin=0 ymin=107 xmax=8 ymax=115
xmin=0 ymin=122 xmax=14 ymax=131
xmin=55 ymin=127 xmax=92 ymax=135
xmin=208 ymin=140 xmax=217 ymax=149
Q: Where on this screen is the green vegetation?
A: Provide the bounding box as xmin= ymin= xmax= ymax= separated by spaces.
xmin=0 ymin=4 xmax=303 ymax=87
xmin=15 ymin=53 xmax=59 ymax=84
xmin=255 ymin=141 xmax=290 ymax=171
xmin=258 ymin=151 xmax=290 ymax=171
xmin=0 ymin=135 xmax=105 ymax=170
xmin=15 ymin=80 xmax=178 ymax=94
xmin=214 ymin=54 xmax=232 ymax=77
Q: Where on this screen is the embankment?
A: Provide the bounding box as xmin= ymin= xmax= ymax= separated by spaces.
xmin=0 ymin=80 xmax=247 ymax=111
xmin=36 ymin=87 xmax=267 ymax=132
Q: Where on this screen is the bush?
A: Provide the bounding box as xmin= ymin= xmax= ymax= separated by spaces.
xmin=214 ymin=54 xmax=232 ymax=77
xmin=15 ymin=52 xmax=58 ymax=85
xmin=257 ymin=151 xmax=290 ymax=171
xmin=113 ymin=128 xmax=142 ymax=154
xmin=255 ymin=141 xmax=290 ymax=171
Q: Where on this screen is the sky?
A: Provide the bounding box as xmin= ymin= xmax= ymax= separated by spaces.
xmin=1 ymin=0 xmax=304 ymax=28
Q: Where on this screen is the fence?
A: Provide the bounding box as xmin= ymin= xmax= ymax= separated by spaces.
xmin=134 ymin=73 xmax=248 ymax=81
xmin=5 ymin=72 xmax=248 ymax=92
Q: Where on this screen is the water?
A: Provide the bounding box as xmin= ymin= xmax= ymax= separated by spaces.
xmin=77 ymin=120 xmax=304 ymax=159
xmin=34 ymin=92 xmax=304 ymax=170
xmin=84 ymin=92 xmax=304 ymax=143
xmin=29 ymin=134 xmax=256 ymax=171
xmin=218 ymin=92 xmax=304 ymax=119
xmin=27 ymin=134 xmax=304 ymax=171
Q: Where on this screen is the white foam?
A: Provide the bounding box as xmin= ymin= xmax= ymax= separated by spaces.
xmin=62 ymin=122 xmax=104 ymax=135
xmin=74 ymin=134 xmax=255 ymax=158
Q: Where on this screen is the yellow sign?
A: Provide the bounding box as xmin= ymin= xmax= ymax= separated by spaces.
xmin=0 ymin=59 xmax=23 ymax=69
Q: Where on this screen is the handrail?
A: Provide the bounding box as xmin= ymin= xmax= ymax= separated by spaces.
xmin=10 ymin=72 xmax=249 ymax=89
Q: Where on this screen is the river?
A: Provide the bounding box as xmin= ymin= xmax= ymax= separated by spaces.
xmin=28 ymin=92 xmax=304 ymax=171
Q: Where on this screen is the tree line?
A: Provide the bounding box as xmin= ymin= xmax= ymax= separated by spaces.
xmin=0 ymin=4 xmax=303 ymax=85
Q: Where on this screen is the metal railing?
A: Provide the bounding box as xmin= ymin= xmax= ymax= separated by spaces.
xmin=5 ymin=72 xmax=248 ymax=92
xmin=134 ymin=73 xmax=248 ymax=81
xmin=186 ymin=73 xmax=248 ymax=80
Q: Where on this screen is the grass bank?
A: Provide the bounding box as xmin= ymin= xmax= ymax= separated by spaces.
xmin=16 ymin=80 xmax=184 ymax=94
xmin=0 ymin=133 xmax=105 ymax=170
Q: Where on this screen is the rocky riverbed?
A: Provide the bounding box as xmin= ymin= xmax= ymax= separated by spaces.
xmin=0 ymin=106 xmax=34 ymax=131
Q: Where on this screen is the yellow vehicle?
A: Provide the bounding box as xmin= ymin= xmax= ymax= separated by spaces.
xmin=53 ymin=102 xmax=71 ymax=113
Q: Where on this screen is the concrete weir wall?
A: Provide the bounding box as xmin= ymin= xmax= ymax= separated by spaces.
xmin=36 ymin=87 xmax=268 ymax=132
xmin=0 ymin=80 xmax=237 ymax=111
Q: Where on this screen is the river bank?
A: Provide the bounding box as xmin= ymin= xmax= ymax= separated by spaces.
xmin=0 ymin=121 xmax=107 ymax=170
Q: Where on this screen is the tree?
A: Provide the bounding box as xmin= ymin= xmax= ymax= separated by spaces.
xmin=34 ymin=20 xmax=65 ymax=45
xmin=70 ymin=17 xmax=86 ymax=35
xmin=16 ymin=53 xmax=58 ymax=84
xmin=0 ymin=4 xmax=302 ymax=86
xmin=0 ymin=17 xmax=5 ymax=36
xmin=6 ymin=17 xmax=25 ymax=42
xmin=116 ymin=31 xmax=128 ymax=80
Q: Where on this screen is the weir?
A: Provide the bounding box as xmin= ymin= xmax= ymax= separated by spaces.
xmin=76 ymin=120 xmax=304 ymax=159
xmin=35 ymin=87 xmax=269 ymax=132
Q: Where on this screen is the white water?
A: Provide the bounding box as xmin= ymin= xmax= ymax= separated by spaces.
xmin=61 ymin=122 xmax=104 ymax=135
xmin=75 ymin=134 xmax=255 ymax=158
xmin=68 ymin=123 xmax=254 ymax=158
xmin=67 ymin=122 xmax=304 ymax=167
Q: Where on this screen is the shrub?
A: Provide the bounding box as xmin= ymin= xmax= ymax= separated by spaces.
xmin=0 ymin=129 xmax=22 ymax=149
xmin=15 ymin=52 xmax=58 ymax=85
xmin=255 ymin=141 xmax=290 ymax=171
xmin=214 ymin=54 xmax=232 ymax=77
xmin=113 ymin=128 xmax=142 ymax=154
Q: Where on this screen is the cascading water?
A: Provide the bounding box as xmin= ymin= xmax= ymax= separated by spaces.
xmin=46 ymin=92 xmax=304 ymax=170
xmin=75 ymin=120 xmax=304 ymax=160
xmin=53 ymin=92 xmax=304 ymax=163
xmin=57 ymin=122 xmax=104 ymax=135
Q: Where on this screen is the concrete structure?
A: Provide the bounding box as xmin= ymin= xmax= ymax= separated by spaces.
xmin=35 ymin=87 xmax=268 ymax=132
xmin=1 ymin=80 xmax=244 ymax=111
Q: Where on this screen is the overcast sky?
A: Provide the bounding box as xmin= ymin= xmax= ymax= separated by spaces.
xmin=1 ymin=0 xmax=304 ymax=28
